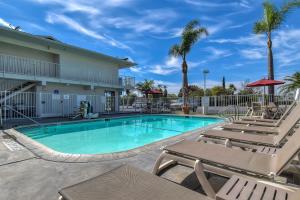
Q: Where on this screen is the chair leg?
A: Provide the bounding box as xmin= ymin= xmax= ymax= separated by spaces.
xmin=225 ymin=139 xmax=232 ymax=148
xmin=194 ymin=160 xmax=216 ymax=198
xmin=152 ymin=151 xmax=176 ymax=175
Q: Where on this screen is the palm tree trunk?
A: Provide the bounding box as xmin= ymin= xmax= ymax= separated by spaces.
xmin=267 ymin=32 xmax=275 ymax=98
xmin=182 ymin=59 xmax=189 ymax=109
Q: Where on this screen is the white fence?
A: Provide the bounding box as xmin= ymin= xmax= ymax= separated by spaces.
xmin=0 ymin=91 xmax=295 ymax=121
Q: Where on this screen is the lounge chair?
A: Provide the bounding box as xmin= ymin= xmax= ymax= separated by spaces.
xmin=58 ymin=165 xmax=213 ymax=200
xmin=233 ymin=101 xmax=296 ymax=127
xmin=198 ymin=105 xmax=299 ymax=148
xmin=153 ymin=127 xmax=300 ymax=198
xmin=58 ymin=165 xmax=300 ymax=200
xmin=221 ymin=103 xmax=300 ymax=134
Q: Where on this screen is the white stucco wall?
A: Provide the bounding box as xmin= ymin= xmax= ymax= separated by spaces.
xmin=58 ymin=51 xmax=119 ymax=84
xmin=0 ymin=41 xmax=57 ymax=63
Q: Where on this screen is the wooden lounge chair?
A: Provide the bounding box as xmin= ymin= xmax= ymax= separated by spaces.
xmin=221 ymin=103 xmax=300 ymax=134
xmin=198 ymin=107 xmax=299 ymax=149
xmin=233 ymin=102 xmax=296 ymax=127
xmin=58 ymin=165 xmax=300 ymax=200
xmin=153 ymin=127 xmax=300 ymax=198
xmin=59 ymin=165 xmax=213 ymax=200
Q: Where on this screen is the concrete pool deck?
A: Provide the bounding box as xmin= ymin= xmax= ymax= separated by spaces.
xmin=0 ymin=119 xmax=226 ymax=200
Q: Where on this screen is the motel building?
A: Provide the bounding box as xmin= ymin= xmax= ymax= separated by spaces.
xmin=0 ymin=26 xmax=135 ymax=119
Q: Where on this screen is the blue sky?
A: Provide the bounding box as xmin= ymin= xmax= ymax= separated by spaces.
xmin=1 ymin=0 xmax=299 ymax=94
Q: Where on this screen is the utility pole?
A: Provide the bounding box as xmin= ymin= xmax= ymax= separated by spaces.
xmin=203 ymin=69 xmax=209 ymax=96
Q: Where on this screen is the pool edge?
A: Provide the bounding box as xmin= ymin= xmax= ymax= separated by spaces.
xmin=5 ymin=116 xmax=226 ymax=163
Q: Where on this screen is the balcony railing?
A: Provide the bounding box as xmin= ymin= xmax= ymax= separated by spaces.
xmin=0 ymin=53 xmax=135 ymax=88
xmin=0 ymin=53 xmax=59 ymax=78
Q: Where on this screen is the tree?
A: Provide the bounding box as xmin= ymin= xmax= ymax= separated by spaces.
xmin=163 ymin=85 xmax=168 ymax=97
xmin=178 ymin=85 xmax=204 ymax=97
xmin=136 ymin=79 xmax=154 ymax=98
xmin=254 ymin=0 xmax=300 ymax=96
xmin=280 ymin=72 xmax=300 ymax=94
xmin=211 ymin=86 xmax=226 ymax=96
xmin=169 ymin=19 xmax=208 ymax=113
xmin=222 ymin=76 xmax=226 ymax=90
xmin=227 ymin=84 xmax=237 ymax=95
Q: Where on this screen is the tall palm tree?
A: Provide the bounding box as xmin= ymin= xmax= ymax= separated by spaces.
xmin=136 ymin=79 xmax=154 ymax=99
xmin=169 ymin=19 xmax=208 ymax=113
xmin=254 ymin=0 xmax=300 ymax=96
xmin=280 ymin=72 xmax=300 ymax=94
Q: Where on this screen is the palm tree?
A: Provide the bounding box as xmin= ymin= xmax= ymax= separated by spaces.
xmin=254 ymin=0 xmax=300 ymax=96
xmin=169 ymin=19 xmax=208 ymax=113
xmin=280 ymin=72 xmax=300 ymax=94
xmin=136 ymin=79 xmax=154 ymax=99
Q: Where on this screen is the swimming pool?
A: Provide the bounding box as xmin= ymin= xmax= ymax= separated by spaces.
xmin=18 ymin=115 xmax=222 ymax=154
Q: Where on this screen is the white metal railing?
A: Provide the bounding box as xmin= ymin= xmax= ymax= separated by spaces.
xmin=0 ymin=53 xmax=59 ymax=78
xmin=0 ymin=53 xmax=135 ymax=88
xmin=120 ymin=76 xmax=135 ymax=89
xmin=0 ymin=91 xmax=295 ymax=122
xmin=61 ymin=73 xmax=135 ymax=88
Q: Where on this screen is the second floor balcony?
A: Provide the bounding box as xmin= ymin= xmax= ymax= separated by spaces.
xmin=0 ymin=53 xmax=135 ymax=89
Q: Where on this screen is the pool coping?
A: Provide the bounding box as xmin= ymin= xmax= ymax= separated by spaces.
xmin=4 ymin=115 xmax=227 ymax=163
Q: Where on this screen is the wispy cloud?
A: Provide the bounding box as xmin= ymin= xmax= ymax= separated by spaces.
xmin=90 ymin=8 xmax=180 ymax=38
xmin=240 ymin=48 xmax=265 ymax=60
xmin=148 ymin=56 xmax=205 ymax=75
xmin=205 ymin=47 xmax=233 ymax=58
xmin=209 ymin=34 xmax=265 ymax=46
xmin=206 ymin=20 xmax=232 ymax=35
xmin=46 ymin=13 xmax=132 ymax=50
xmin=184 ymin=0 xmax=252 ymax=9
xmin=0 ymin=18 xmax=11 ymax=28
xmin=209 ymin=28 xmax=300 ymax=67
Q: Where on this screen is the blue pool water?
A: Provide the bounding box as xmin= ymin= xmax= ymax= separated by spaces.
xmin=18 ymin=115 xmax=222 ymax=154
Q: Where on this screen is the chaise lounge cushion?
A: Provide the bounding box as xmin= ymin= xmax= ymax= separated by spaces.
xmin=59 ymin=165 xmax=212 ymax=200
xmin=164 ymin=140 xmax=272 ymax=176
xmin=201 ymin=129 xmax=277 ymax=146
xmin=222 ymin=124 xmax=278 ymax=134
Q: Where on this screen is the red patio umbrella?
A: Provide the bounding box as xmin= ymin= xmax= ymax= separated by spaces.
xmin=246 ymin=78 xmax=285 ymax=104
xmin=246 ymin=79 xmax=285 ymax=87
xmin=147 ymin=89 xmax=163 ymax=94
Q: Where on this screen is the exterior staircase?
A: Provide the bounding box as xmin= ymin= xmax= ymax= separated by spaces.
xmin=0 ymin=81 xmax=36 ymax=104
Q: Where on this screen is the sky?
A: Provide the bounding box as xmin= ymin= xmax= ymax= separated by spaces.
xmin=0 ymin=0 xmax=299 ymax=94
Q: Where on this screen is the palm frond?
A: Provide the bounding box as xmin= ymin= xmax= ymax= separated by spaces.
xmin=279 ymin=72 xmax=300 ymax=94
xmin=182 ymin=19 xmax=199 ymax=34
xmin=168 ymin=44 xmax=181 ymax=57
xmin=253 ymin=21 xmax=268 ymax=33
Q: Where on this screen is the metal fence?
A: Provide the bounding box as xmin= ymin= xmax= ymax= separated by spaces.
xmin=0 ymin=91 xmax=295 ymax=121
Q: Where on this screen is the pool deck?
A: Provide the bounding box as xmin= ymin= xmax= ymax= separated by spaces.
xmin=0 ymin=118 xmax=226 ymax=200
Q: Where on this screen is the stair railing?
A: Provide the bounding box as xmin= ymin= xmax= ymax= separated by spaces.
xmin=0 ymin=105 xmax=41 ymax=127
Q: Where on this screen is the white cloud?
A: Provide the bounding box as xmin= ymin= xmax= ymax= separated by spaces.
xmin=0 ymin=18 xmax=11 ymax=28
xmin=205 ymin=47 xmax=233 ymax=58
xmin=206 ymin=20 xmax=232 ymax=35
xmin=29 ymin=0 xmax=100 ymax=15
xmin=240 ymin=48 xmax=265 ymax=60
xmin=149 ymin=56 xmax=181 ymax=75
xmin=209 ymin=34 xmax=265 ymax=46
xmin=46 ymin=13 xmax=131 ymax=50
xmin=154 ymin=80 xmax=181 ymax=94
xmin=184 ymin=0 xmax=241 ymax=8
xmin=209 ymin=28 xmax=300 ymax=67
xmin=90 ymin=8 xmax=179 ymax=37
xmin=148 ymin=56 xmax=204 ymax=75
